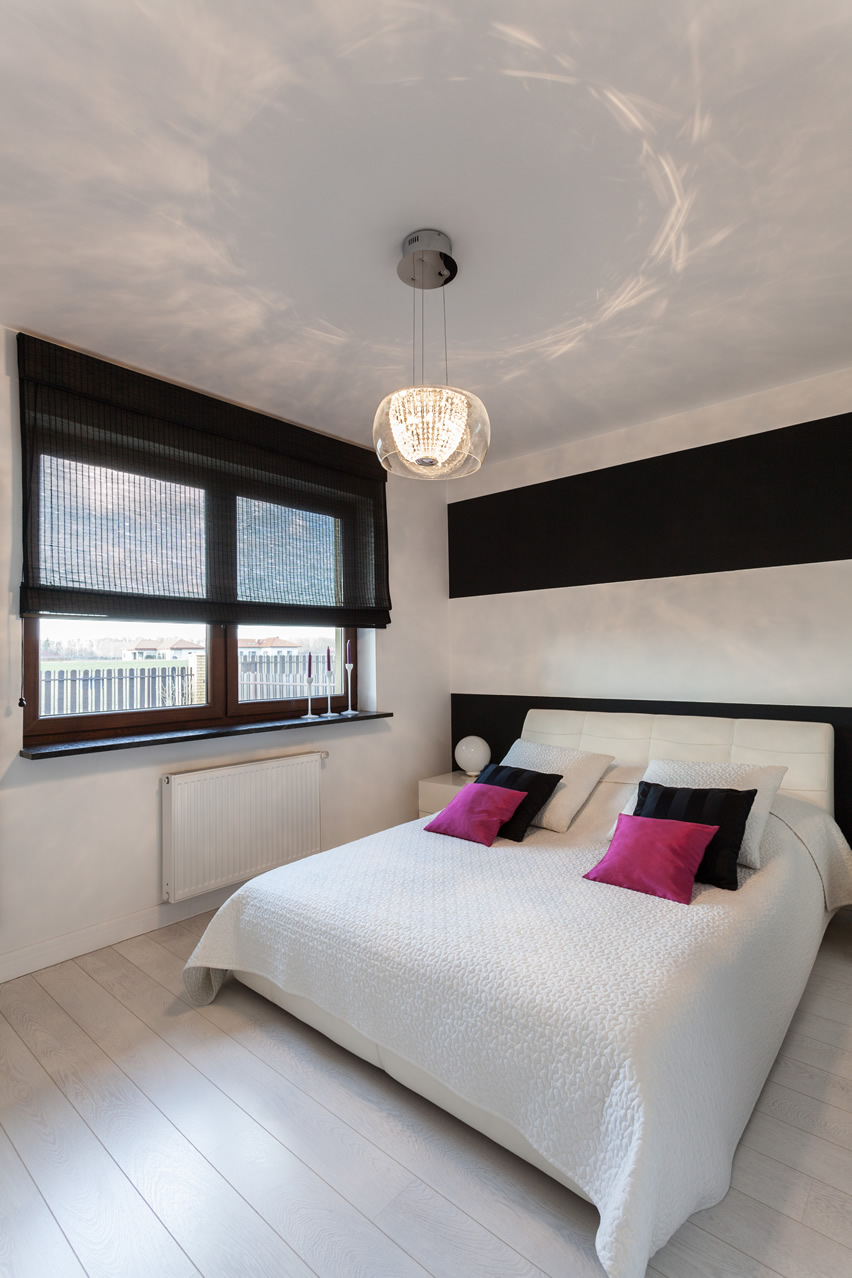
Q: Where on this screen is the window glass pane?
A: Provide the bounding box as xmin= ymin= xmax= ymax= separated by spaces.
xmin=37 ymin=619 xmax=208 ymax=718
xmin=237 ymin=625 xmax=342 ymax=703
xmin=237 ymin=497 xmax=339 ymax=605
xmin=40 ymin=456 xmax=206 ymax=596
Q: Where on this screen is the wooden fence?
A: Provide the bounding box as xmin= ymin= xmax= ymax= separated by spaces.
xmin=40 ymin=651 xmax=339 ymax=716
xmin=40 ymin=664 xmax=196 ymax=716
xmin=238 ymin=651 xmax=338 ymax=701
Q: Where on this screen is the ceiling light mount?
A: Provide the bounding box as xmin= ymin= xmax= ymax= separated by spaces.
xmin=396 ymin=229 xmax=458 ymax=290
xmin=373 ymin=229 xmax=489 ymax=481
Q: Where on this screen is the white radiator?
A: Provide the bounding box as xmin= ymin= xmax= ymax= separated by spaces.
xmin=162 ymin=752 xmax=323 ymax=902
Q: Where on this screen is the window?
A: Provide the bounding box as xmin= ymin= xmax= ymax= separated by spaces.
xmin=18 ymin=335 xmax=389 ymax=746
xmin=22 ymin=618 xmax=356 ymax=743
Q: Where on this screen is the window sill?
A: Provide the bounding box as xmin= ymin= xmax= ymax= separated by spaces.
xmin=20 ymin=710 xmax=393 ymax=759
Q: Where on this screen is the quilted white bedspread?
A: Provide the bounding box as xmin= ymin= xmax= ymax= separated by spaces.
xmin=184 ymin=797 xmax=852 ymax=1278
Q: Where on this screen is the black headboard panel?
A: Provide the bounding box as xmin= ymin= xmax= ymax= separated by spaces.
xmin=451 ymin=693 xmax=852 ymax=843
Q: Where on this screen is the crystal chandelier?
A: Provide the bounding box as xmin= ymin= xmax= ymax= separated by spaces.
xmin=373 ymin=230 xmax=489 ymax=480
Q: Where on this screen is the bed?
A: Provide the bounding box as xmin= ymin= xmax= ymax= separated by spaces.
xmin=183 ymin=710 xmax=852 ymax=1278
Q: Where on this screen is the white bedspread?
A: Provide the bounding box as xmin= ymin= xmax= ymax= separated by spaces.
xmin=184 ymin=798 xmax=852 ymax=1278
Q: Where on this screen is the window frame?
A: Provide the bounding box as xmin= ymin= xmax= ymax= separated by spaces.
xmin=21 ymin=619 xmax=357 ymax=746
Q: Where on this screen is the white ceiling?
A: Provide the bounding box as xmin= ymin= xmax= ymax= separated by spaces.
xmin=1 ymin=0 xmax=850 ymax=463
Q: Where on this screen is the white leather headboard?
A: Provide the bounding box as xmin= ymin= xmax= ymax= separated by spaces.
xmin=521 ymin=710 xmax=834 ymax=814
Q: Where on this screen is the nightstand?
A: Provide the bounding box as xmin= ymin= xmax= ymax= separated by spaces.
xmin=418 ymin=770 xmax=476 ymax=818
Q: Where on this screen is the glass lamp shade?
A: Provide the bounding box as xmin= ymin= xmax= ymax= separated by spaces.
xmin=373 ymin=385 xmax=489 ymax=480
xmin=454 ymin=735 xmax=491 ymax=776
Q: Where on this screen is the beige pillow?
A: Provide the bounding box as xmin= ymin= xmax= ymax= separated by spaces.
xmin=500 ymin=740 xmax=614 ymax=832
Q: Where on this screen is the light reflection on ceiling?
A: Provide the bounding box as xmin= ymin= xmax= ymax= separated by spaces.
xmin=0 ymin=0 xmax=850 ymax=462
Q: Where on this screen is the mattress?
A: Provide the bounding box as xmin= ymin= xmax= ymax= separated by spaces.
xmin=184 ymin=786 xmax=852 ymax=1278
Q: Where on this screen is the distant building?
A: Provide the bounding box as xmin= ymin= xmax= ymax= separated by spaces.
xmin=121 ymin=639 xmax=206 ymax=660
xmin=122 ymin=643 xmax=162 ymax=660
xmin=237 ymin=636 xmax=301 ymax=650
xmin=164 ymin=639 xmax=205 ymax=659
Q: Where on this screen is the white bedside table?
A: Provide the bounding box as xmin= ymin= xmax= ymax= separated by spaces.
xmin=418 ymin=770 xmax=476 ymax=818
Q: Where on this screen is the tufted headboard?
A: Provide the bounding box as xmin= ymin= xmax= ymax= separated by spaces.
xmin=520 ymin=709 xmax=835 ymax=814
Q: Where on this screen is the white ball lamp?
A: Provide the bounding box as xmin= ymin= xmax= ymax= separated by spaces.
xmin=454 ymin=735 xmax=491 ymax=776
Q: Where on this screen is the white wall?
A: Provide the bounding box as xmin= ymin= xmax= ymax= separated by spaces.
xmin=0 ymin=329 xmax=450 ymax=981
xmin=452 ymin=365 xmax=852 ymax=502
xmin=449 ymin=366 xmax=852 ymax=711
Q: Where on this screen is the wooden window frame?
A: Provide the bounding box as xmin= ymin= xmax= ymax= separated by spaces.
xmin=22 ymin=619 xmax=357 ymax=746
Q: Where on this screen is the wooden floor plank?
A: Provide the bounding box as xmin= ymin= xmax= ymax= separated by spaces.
xmin=776 ymin=1030 xmax=852 ymax=1084
xmin=797 ymin=993 xmax=852 ymax=1028
xmin=803 ymin=971 xmax=849 ymax=1004
xmin=203 ymin=986 xmax=608 ymax=1277
xmin=756 ymin=1082 xmax=852 ymax=1152
xmin=34 ymin=958 xmax=433 ymax=1278
xmin=801 ymin=1179 xmax=852 ymax=1250
xmin=373 ymin=1177 xmax=553 ymax=1278
xmin=693 ymin=1187 xmax=852 ymax=1278
xmin=786 ymin=1009 xmax=852 ymax=1053
xmin=181 ymin=910 xmax=217 ymax=938
xmin=809 ymin=953 xmax=851 ymax=985
xmin=78 ymin=945 xmax=567 ymax=1276
xmin=147 ymin=921 xmax=204 ymax=960
xmin=0 ymin=1012 xmax=199 ymax=1278
xmin=75 ymin=946 xmax=422 ymax=1218
xmin=117 ymin=931 xmax=208 ymax=996
xmin=0 ymin=1124 xmax=88 ymax=1278
xmin=122 ymin=932 xmax=609 ymax=1276
xmin=0 ymin=974 xmax=315 ymax=1278
xmin=650 ymin=1219 xmax=785 ymax=1278
xmin=740 ymin=1109 xmax=852 ymax=1197
xmin=768 ymin=1054 xmax=852 ymax=1113
xmin=729 ymin=1144 xmax=812 ymax=1221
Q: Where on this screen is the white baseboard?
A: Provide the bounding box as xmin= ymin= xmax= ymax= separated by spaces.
xmin=0 ymin=885 xmax=237 ymax=984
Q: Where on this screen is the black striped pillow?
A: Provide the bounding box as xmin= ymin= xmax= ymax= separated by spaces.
xmin=475 ymin=764 xmax=561 ymax=841
xmin=632 ymin=782 xmax=758 ymax=890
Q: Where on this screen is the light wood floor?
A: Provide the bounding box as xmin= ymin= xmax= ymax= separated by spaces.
xmin=0 ymin=909 xmax=850 ymax=1278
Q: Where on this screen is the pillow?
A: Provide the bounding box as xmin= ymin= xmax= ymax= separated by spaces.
xmin=584 ymin=813 xmax=719 ymax=904
xmin=500 ymin=740 xmax=614 ymax=831
xmin=639 ymin=760 xmax=787 ymax=869
xmin=632 ymin=782 xmax=757 ymax=891
xmin=475 ymin=763 xmax=562 ymax=842
xmin=424 ymin=783 xmax=528 ymax=847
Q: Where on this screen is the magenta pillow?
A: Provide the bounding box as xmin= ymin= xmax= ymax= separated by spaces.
xmin=583 ymin=812 xmax=719 ymax=904
xmin=424 ymin=783 xmax=528 ymax=846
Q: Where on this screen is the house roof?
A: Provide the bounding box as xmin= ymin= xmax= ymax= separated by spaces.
xmin=238 ymin=637 xmax=301 ymax=649
xmin=1 ymin=2 xmax=850 ymax=462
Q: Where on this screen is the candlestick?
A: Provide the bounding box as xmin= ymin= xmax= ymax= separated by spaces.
xmin=321 ymin=666 xmax=338 ymax=718
xmin=341 ymin=662 xmax=357 ymax=715
xmin=301 ymin=675 xmax=318 ymax=719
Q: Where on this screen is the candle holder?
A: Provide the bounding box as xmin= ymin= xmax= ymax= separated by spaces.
xmin=321 ymin=671 xmax=338 ymax=718
xmin=301 ymin=675 xmax=319 ymax=720
xmin=341 ymin=662 xmax=357 ymax=715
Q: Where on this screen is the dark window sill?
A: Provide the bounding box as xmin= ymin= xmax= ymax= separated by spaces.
xmin=20 ymin=710 xmax=393 ymax=759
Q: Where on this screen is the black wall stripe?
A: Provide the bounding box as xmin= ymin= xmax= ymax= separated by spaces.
xmin=451 ymin=693 xmax=852 ymax=843
xmin=448 ymin=413 xmax=852 ymax=597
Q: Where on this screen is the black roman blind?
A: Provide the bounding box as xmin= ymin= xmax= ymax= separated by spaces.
xmin=18 ymin=335 xmax=391 ymax=627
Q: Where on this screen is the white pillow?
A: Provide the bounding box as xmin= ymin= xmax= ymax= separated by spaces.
xmin=500 ymin=740 xmax=614 ymax=832
xmin=624 ymin=759 xmax=788 ymax=869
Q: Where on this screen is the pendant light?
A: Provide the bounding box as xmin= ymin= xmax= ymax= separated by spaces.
xmin=373 ymin=230 xmax=490 ymax=480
